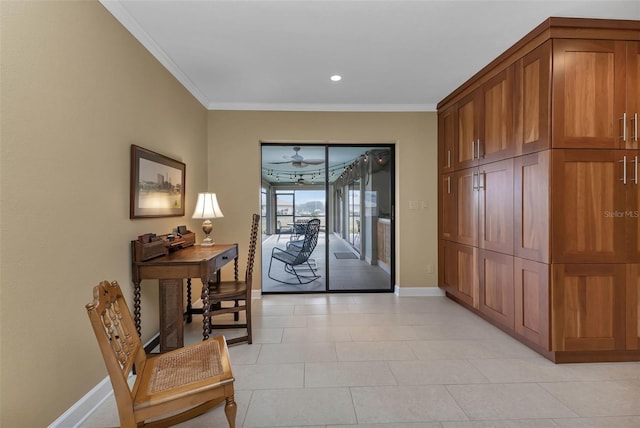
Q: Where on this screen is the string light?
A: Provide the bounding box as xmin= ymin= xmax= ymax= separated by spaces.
xmin=262 ymin=150 xmax=390 ymax=183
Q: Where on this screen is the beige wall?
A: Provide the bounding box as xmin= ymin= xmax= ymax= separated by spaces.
xmin=0 ymin=1 xmax=208 ymax=426
xmin=207 ymin=111 xmax=438 ymax=288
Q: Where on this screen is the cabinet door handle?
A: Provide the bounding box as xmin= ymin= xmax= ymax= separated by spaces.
xmin=472 ymin=172 xmax=478 ymax=190
xmin=447 ymin=150 xmax=451 ymax=168
xmin=477 ymin=139 xmax=482 ymax=159
xmin=471 ymin=141 xmax=475 ymax=160
xmin=635 ymin=156 xmax=638 ymax=185
xmin=620 ymin=113 xmax=627 ymax=142
xmin=634 ymin=113 xmax=638 ymax=143
xmin=480 ymin=171 xmax=486 ymax=189
xmin=447 ymin=176 xmax=451 ymax=194
xmin=619 ymin=155 xmax=627 ymax=184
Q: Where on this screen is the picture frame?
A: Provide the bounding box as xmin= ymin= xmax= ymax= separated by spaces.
xmin=130 ymin=145 xmax=186 ymax=218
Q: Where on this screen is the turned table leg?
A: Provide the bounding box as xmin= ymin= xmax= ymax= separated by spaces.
xmin=201 ymin=277 xmax=210 ymax=341
xmin=133 ymin=280 xmax=142 ymax=337
xmin=185 ymin=278 xmax=193 ymax=323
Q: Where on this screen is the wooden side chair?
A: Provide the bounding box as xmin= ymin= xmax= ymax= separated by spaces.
xmin=86 ymin=280 xmax=236 ymax=428
xmin=207 ymin=213 xmax=259 ymax=345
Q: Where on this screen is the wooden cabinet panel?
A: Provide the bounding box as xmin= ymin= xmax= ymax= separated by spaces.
xmin=439 ymin=173 xmax=456 ymax=241
xmin=626 ymin=42 xmax=639 ymax=149
xmin=514 ymin=258 xmax=550 ymax=350
xmin=457 ymin=245 xmax=477 ymax=308
xmin=626 ymin=264 xmax=640 ymax=350
xmin=438 ymin=107 xmax=456 ymax=173
xmin=478 ymin=159 xmax=513 ymax=254
xmin=456 ymin=92 xmax=480 ymax=170
xmin=439 ymin=241 xmax=477 ymax=308
xmin=552 ymin=39 xmax=626 ymax=149
xmin=439 ymin=239 xmax=456 ymax=295
xmin=551 ymin=150 xmax=627 ymax=263
xmin=628 ymin=153 xmax=640 ymax=260
xmin=552 ymin=264 xmax=626 ymax=352
xmin=479 ymin=250 xmax=514 ymax=329
xmin=515 ymin=40 xmax=551 ymax=155
xmin=454 ymin=167 xmax=478 ymax=247
xmin=481 ymin=67 xmax=514 ymax=164
xmin=515 ymin=151 xmax=549 ymax=262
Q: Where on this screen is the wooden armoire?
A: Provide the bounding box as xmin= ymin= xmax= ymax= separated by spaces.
xmin=437 ymin=17 xmax=640 ymax=363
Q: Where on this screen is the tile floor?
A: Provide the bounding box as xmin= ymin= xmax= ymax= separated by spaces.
xmin=81 ymin=294 xmax=640 ymax=427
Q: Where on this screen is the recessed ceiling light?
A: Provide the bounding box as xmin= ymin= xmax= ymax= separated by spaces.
xmin=330 ymin=75 xmax=342 ymax=82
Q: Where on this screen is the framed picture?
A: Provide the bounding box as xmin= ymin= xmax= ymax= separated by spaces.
xmin=130 ymin=145 xmax=186 ymax=218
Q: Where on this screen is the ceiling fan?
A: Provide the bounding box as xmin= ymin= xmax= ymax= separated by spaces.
xmin=269 ymin=146 xmax=325 ymax=168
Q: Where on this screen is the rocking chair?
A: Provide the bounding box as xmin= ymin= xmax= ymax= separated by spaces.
xmin=268 ymin=218 xmax=321 ymax=285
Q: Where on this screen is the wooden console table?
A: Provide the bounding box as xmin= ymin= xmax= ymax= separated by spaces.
xmin=131 ymin=243 xmax=238 ymax=352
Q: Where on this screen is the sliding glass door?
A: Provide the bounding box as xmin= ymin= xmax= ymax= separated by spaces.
xmin=261 ymin=143 xmax=394 ymax=293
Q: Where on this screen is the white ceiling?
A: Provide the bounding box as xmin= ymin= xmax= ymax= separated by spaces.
xmin=100 ymin=0 xmax=639 ymax=112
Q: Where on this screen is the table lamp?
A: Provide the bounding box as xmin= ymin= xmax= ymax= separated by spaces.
xmin=192 ymin=192 xmax=224 ymax=246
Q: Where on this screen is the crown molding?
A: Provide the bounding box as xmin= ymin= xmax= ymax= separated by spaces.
xmin=99 ymin=0 xmax=211 ymax=108
xmin=208 ymin=102 xmax=437 ymax=112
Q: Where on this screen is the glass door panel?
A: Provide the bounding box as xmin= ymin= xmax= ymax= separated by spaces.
xmin=327 ymin=146 xmax=394 ymax=292
xmin=261 ymin=145 xmax=326 ymax=292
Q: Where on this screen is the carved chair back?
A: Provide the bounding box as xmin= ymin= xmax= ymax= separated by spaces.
xmin=86 ymin=281 xmax=146 ymax=411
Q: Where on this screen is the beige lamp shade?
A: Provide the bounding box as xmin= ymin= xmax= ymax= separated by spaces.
xmin=192 ymin=193 xmax=224 ymax=246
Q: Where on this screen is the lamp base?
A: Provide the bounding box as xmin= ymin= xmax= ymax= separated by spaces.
xmin=200 ymin=236 xmax=215 ymax=246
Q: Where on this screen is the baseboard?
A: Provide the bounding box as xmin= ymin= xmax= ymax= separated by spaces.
xmin=48 ymin=376 xmax=113 ymax=428
xmin=378 ymin=260 xmax=391 ymax=274
xmin=251 ymin=289 xmax=262 ymax=299
xmin=394 ymin=285 xmax=445 ymax=297
xmin=49 ymin=334 xmax=159 ymax=428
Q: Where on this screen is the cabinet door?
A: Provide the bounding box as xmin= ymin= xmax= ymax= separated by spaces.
xmin=439 ymin=239 xmax=457 ymax=295
xmin=552 ymin=264 xmax=626 ymax=352
xmin=478 ymin=250 xmax=514 ymax=329
xmin=552 ymin=39 xmax=626 ymax=149
xmin=454 ymin=167 xmax=478 ymax=246
xmin=514 ymin=258 xmax=550 ymax=350
xmin=551 ymin=150 xmax=627 ymax=263
xmin=515 ymin=151 xmax=549 ymax=262
xmin=456 ymin=244 xmax=478 ymax=309
xmin=480 ymin=66 xmax=514 ymax=164
xmin=626 ymin=264 xmax=640 ymax=350
xmin=625 ymin=42 xmax=639 ymax=149
xmin=456 ymin=91 xmax=481 ymax=170
xmin=438 ymin=107 xmax=456 ymax=173
xmin=478 ymin=158 xmax=513 ymax=254
xmin=439 ymin=241 xmax=477 ymax=308
xmin=628 ymin=153 xmax=640 ymax=261
xmin=515 ymin=40 xmax=551 ymax=155
xmin=439 ymin=173 xmax=457 ymax=241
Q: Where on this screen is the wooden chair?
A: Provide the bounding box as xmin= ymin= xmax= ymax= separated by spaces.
xmin=86 ymin=280 xmax=236 ymax=428
xmin=207 ymin=213 xmax=259 ymax=345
